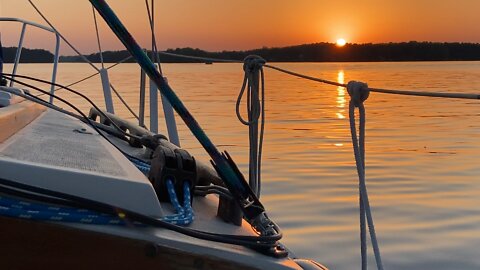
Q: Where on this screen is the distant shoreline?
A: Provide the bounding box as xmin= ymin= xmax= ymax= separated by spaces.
xmin=9 ymin=60 xmax=480 ymax=64
xmin=3 ymin=42 xmax=480 ymax=63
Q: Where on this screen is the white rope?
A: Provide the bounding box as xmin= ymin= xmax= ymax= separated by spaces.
xmin=92 ymin=6 xmax=104 ymax=69
xmin=347 ymin=81 xmax=384 ymax=270
xmin=236 ymin=56 xmax=266 ymax=197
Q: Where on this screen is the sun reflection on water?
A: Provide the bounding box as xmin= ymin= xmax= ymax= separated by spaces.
xmin=336 ymin=70 xmax=346 ymax=119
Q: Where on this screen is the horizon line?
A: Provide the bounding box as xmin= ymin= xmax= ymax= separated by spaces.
xmin=3 ymin=40 xmax=480 ymax=57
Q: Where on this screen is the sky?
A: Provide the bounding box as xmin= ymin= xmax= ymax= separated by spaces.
xmin=0 ymin=0 xmax=479 ymax=55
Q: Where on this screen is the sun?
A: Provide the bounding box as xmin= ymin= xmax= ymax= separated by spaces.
xmin=336 ymin=38 xmax=346 ymax=47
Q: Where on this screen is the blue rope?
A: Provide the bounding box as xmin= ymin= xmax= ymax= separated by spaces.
xmin=128 ymin=157 xmax=151 ymax=175
xmin=0 ymin=195 xmax=133 ymax=225
xmin=129 ymin=157 xmax=194 ymax=225
xmin=160 ymin=180 xmax=194 ymax=225
xmin=0 ymin=161 xmax=194 ymax=226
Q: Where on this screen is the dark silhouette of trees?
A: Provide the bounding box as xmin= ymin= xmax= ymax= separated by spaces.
xmin=1 ymin=47 xmax=55 ymax=63
xmin=3 ymin=42 xmax=480 ymax=63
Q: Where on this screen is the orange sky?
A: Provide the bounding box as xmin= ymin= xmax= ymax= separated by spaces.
xmin=0 ymin=0 xmax=479 ymax=55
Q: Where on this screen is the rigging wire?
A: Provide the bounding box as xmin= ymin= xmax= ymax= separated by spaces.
xmin=158 ymin=50 xmax=241 ymax=63
xmin=35 ymin=54 xmax=134 ymax=98
xmin=145 ymin=0 xmax=162 ymax=74
xmin=264 ymin=64 xmax=480 ymax=100
xmin=2 ymin=73 xmax=142 ymax=142
xmin=145 ymin=50 xmax=480 ymax=100
xmin=92 ymin=5 xmax=105 ymax=69
xmin=27 ymin=0 xmax=140 ymax=120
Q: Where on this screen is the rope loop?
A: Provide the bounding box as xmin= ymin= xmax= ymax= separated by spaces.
xmin=347 ymin=81 xmax=369 ymax=107
xmin=243 ymin=55 xmax=266 ymax=73
xmin=236 ymin=55 xmax=266 ymax=197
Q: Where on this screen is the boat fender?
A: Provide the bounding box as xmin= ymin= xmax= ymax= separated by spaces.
xmin=148 ymin=145 xmax=197 ymax=205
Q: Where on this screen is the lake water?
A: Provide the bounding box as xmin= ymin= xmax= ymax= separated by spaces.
xmin=6 ymin=61 xmax=480 ymax=270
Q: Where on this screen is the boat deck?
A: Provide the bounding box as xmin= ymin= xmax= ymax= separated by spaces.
xmin=0 ymin=107 xmax=307 ymax=270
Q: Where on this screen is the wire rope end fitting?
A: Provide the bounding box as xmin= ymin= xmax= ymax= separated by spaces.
xmin=347 ymin=81 xmax=369 ymax=107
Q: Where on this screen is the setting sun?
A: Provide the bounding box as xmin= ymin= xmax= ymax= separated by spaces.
xmin=336 ymin=39 xmax=346 ymax=47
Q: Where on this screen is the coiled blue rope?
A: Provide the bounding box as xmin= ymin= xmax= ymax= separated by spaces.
xmin=128 ymin=157 xmax=194 ymax=225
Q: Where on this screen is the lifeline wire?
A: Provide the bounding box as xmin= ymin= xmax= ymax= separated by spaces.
xmin=149 ymin=50 xmax=480 ymax=100
xmin=9 ymin=89 xmax=137 ymax=148
xmin=28 ymin=0 xmax=140 ymax=120
xmin=35 ymin=54 xmax=133 ymax=97
xmin=2 ymin=73 xmax=142 ymax=142
xmin=264 ymin=64 xmax=480 ymax=100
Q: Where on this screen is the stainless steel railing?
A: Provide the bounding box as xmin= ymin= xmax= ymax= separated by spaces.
xmin=0 ymin=17 xmax=60 ymax=104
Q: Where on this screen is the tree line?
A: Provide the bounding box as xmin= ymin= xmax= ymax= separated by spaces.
xmin=2 ymin=42 xmax=480 ymax=63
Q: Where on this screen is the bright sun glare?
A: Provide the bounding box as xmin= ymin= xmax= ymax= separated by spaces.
xmin=336 ymin=39 xmax=346 ymax=47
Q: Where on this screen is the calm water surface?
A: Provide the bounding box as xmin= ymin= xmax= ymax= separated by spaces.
xmin=8 ymin=62 xmax=480 ymax=270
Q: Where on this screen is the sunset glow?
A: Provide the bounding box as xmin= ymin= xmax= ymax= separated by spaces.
xmin=336 ymin=39 xmax=346 ymax=47
xmin=0 ymin=0 xmax=479 ymax=55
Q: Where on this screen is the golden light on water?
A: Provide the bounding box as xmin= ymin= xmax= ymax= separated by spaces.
xmin=336 ymin=70 xmax=346 ymax=119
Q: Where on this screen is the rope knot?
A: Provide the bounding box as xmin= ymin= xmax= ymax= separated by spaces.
xmin=243 ymin=55 xmax=266 ymax=73
xmin=347 ymin=81 xmax=369 ymax=107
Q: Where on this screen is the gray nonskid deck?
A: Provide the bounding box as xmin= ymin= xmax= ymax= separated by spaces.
xmin=0 ymin=109 xmax=163 ymax=217
xmin=1 ymin=110 xmax=124 ymax=176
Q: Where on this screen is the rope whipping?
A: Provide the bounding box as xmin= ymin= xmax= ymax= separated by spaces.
xmin=236 ymin=55 xmax=266 ymax=197
xmin=347 ymin=81 xmax=384 ymax=270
